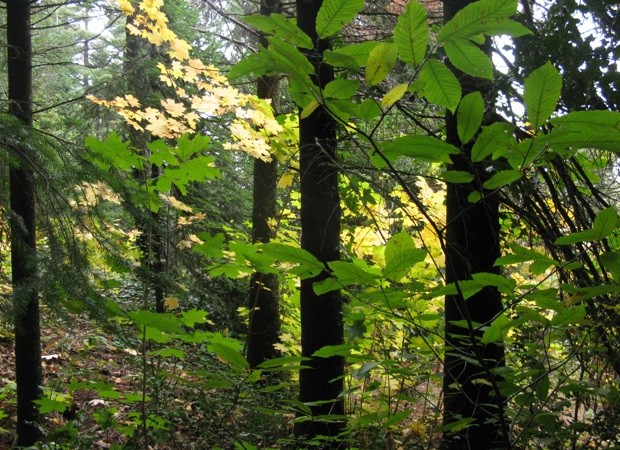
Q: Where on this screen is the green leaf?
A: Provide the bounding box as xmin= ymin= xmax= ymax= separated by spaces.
xmin=444 ymin=39 xmax=493 ymax=79
xmin=524 ymin=62 xmax=562 ymax=129
xmin=385 ymin=231 xmax=415 ymax=262
xmin=457 ymin=91 xmax=485 ymax=144
xmin=358 ymin=99 xmax=381 ymax=120
xmin=381 ymin=83 xmax=409 ymax=108
xmin=266 ymin=36 xmax=314 ymax=78
xmin=440 ymin=170 xmax=474 ymax=184
xmin=313 ymin=344 xmax=355 ymax=358
xmin=471 ymin=122 xmax=516 ymax=162
xmin=438 ymin=0 xmax=518 ymax=43
xmin=551 ymin=305 xmax=586 ymax=327
xmin=323 ymin=79 xmax=360 ymax=100
xmin=174 ymin=133 xmax=212 ymax=161
xmin=242 ymin=14 xmax=312 ymax=49
xmin=229 ymin=52 xmax=274 ymax=81
xmin=262 ymin=243 xmax=325 ymax=279
xmin=471 ymin=272 xmax=516 ymax=293
xmin=600 ymin=251 xmax=620 ymax=282
xmin=324 ymin=41 xmax=381 ymax=70
xmin=381 ymin=135 xmax=460 ymax=163
xmin=181 ymin=309 xmax=209 ymax=328
xmin=419 ymin=59 xmax=461 ymax=112
xmin=85 ymin=132 xmax=142 ymax=171
xmin=482 ymin=169 xmax=522 ymax=190
xmin=316 ymin=0 xmax=365 ymax=39
xmin=593 ymin=206 xmax=619 ymax=238
xmin=394 ymin=0 xmax=428 ymax=66
xmin=383 ymin=248 xmax=427 ymax=281
xmin=482 ymin=18 xmax=533 ymax=37
xmin=328 ymin=260 xmax=380 ymax=286
xmin=556 ymin=207 xmax=619 ymax=245
xmin=208 ymin=343 xmax=249 ymax=371
xmin=365 ymin=43 xmax=398 ymax=86
xmin=550 ymin=110 xmax=620 ymax=133
xmin=468 ymin=191 xmax=482 ymax=203
xmin=36 ymin=398 xmax=70 ymax=414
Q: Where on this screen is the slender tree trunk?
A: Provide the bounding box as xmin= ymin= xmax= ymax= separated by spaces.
xmin=294 ymin=0 xmax=345 ymax=446
xmin=8 ymin=0 xmax=44 ymax=445
xmin=125 ymin=22 xmax=167 ymax=313
xmin=246 ymin=0 xmax=282 ymax=369
xmin=442 ymin=0 xmax=507 ymax=448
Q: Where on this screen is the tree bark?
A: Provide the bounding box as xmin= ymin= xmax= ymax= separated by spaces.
xmin=442 ymin=0 xmax=507 ymax=448
xmin=246 ymin=0 xmax=282 ymax=369
xmin=8 ymin=0 xmax=44 ymax=445
xmin=294 ymin=0 xmax=345 ymax=446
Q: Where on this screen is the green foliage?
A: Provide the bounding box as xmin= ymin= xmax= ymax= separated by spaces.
xmin=315 ymin=0 xmax=365 ymax=39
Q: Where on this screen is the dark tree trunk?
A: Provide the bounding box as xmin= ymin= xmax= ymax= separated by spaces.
xmin=246 ymin=0 xmax=282 ymax=369
xmin=294 ymin=0 xmax=345 ymax=446
xmin=125 ymin=24 xmax=168 ymax=313
xmin=442 ymin=0 xmax=507 ymax=448
xmin=7 ymin=0 xmax=44 ymax=445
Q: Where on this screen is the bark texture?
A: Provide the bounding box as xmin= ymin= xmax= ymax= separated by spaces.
xmin=8 ymin=0 xmax=44 ymax=445
xmin=442 ymin=0 xmax=507 ymax=448
xmin=294 ymin=0 xmax=345 ymax=446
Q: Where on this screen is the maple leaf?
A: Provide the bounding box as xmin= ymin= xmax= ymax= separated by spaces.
xmin=160 ymin=98 xmax=186 ymax=117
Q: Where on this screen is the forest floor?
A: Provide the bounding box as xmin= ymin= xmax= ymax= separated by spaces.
xmin=0 ymin=311 xmax=293 ymax=449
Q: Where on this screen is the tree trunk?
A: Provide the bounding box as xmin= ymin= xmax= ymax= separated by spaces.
xmin=294 ymin=0 xmax=345 ymax=446
xmin=442 ymin=0 xmax=507 ymax=448
xmin=125 ymin=21 xmax=168 ymax=313
xmin=246 ymin=0 xmax=282 ymax=369
xmin=8 ymin=0 xmax=44 ymax=445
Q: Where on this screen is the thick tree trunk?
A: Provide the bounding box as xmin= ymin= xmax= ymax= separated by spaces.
xmin=442 ymin=0 xmax=507 ymax=448
xmin=8 ymin=0 xmax=44 ymax=445
xmin=294 ymin=0 xmax=345 ymax=446
xmin=246 ymin=0 xmax=282 ymax=369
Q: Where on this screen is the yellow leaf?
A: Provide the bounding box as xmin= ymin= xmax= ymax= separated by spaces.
xmin=163 ymin=297 xmax=180 ymax=310
xmin=278 ymin=173 xmax=295 ymax=189
xmin=381 ymin=83 xmax=409 ymax=108
xmin=301 ymin=100 xmax=320 ymax=119
xmin=409 ymin=420 xmax=426 ymax=438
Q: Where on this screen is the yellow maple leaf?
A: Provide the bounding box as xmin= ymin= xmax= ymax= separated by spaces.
xmin=163 ymin=296 xmax=180 ymax=310
xmin=160 ymin=98 xmax=186 ymax=117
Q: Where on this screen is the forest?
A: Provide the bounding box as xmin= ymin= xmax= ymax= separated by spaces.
xmin=1 ymin=0 xmax=620 ymax=448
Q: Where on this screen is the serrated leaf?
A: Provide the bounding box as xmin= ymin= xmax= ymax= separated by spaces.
xmin=550 ymin=110 xmax=620 ymax=133
xmin=394 ymin=0 xmax=428 ymax=66
xmin=316 ymin=0 xmax=365 ymax=39
xmin=313 ymin=344 xmax=355 ymax=358
xmin=266 ymin=36 xmax=314 ymax=78
xmin=438 ymin=0 xmax=518 ymax=43
xmin=471 ymin=122 xmax=515 ymax=162
xmin=228 ymin=52 xmax=274 ymax=80
xmin=381 ymin=83 xmax=409 ymax=108
xmin=301 ymin=100 xmax=320 ymax=119
xmin=242 ymin=14 xmax=312 ymax=49
xmin=419 ymin=59 xmax=461 ymax=112
xmin=365 ymin=43 xmax=398 ymax=86
xmin=524 ymin=61 xmax=562 ymax=129
xmin=358 ymin=98 xmax=381 ymax=120
xmin=444 ymin=39 xmax=493 ymax=79
xmin=551 ymin=305 xmax=586 ymax=326
xmin=457 ymin=91 xmax=485 ymax=144
xmin=381 ymin=134 xmax=460 ymax=163
xmin=482 ymin=169 xmax=522 ymax=190
xmin=328 ymin=260 xmax=379 ymax=286
xmin=440 ymin=170 xmax=474 ymax=183
xmin=383 ymin=248 xmax=427 ymax=281
xmin=85 ymin=132 xmax=141 ymax=171
xmin=483 ymin=18 xmax=533 ymax=37
xmin=208 ymin=343 xmax=249 ymax=371
xmin=175 ymin=133 xmax=212 ymax=160
xmin=326 ymin=41 xmax=381 ymax=70
xmin=593 ymin=206 xmax=619 ymax=237
xmin=601 ymin=251 xmax=620 ymax=282
xmin=262 ymin=243 xmax=324 ymax=279
xmin=385 ymin=231 xmax=415 ymax=262
xmin=323 ymin=79 xmax=360 ymax=99
xmin=556 ymin=207 xmax=618 ymax=245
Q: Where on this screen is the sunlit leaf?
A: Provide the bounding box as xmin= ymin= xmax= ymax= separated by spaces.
xmin=419 ymin=59 xmax=461 ymax=112
xmin=524 ymin=62 xmax=562 ymax=129
xmin=316 ymin=0 xmax=365 ymax=38
xmin=394 ymin=0 xmax=428 ymax=66
xmin=457 ymin=91 xmax=485 ymax=144
xmin=365 ymin=43 xmax=398 ymax=86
